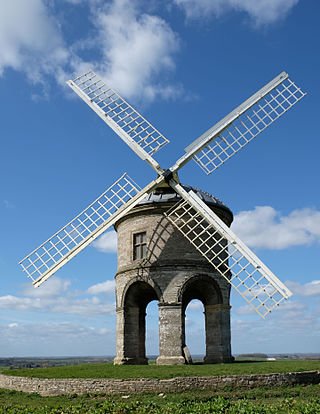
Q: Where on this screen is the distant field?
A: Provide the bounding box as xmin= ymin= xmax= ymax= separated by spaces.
xmin=0 ymin=356 xmax=114 ymax=370
xmin=2 ymin=360 xmax=319 ymax=379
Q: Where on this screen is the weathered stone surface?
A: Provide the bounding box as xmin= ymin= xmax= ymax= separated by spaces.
xmin=113 ymin=188 xmax=234 ymax=365
xmin=0 ymin=371 xmax=319 ymax=396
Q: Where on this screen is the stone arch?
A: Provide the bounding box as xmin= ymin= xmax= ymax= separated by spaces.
xmin=120 ymin=277 xmax=162 ymax=308
xmin=179 ymin=274 xmax=232 ymax=364
xmin=178 ymin=274 xmax=223 ymax=311
xmin=115 ymin=279 xmax=160 ymax=365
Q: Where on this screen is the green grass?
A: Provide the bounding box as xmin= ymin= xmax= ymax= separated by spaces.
xmin=0 ymin=384 xmax=320 ymax=413
xmin=2 ymin=360 xmax=319 ymax=379
xmin=1 ymin=362 xmax=319 ymax=413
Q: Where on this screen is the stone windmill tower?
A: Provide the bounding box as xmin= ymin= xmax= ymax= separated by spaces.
xmin=113 ymin=185 xmax=234 ymax=365
xmin=20 ymin=70 xmax=305 ymax=364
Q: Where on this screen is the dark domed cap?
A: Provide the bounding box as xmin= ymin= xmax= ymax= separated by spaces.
xmin=138 ymin=184 xmax=233 ymax=218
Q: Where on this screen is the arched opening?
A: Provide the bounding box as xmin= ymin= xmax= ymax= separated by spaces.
xmin=122 ymin=281 xmax=159 ymax=364
xmin=145 ymin=300 xmax=159 ymax=361
xmin=180 ymin=275 xmax=225 ymax=364
xmin=184 ymin=299 xmax=205 ymax=362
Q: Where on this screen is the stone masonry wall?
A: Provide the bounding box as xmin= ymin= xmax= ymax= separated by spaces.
xmin=114 ymin=202 xmax=233 ymax=365
xmin=0 ymin=371 xmax=319 ymax=396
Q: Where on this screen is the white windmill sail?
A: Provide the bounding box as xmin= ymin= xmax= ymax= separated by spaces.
xmin=166 ymin=182 xmax=292 ymax=318
xmin=171 ymin=72 xmax=306 ymax=174
xmin=20 ymin=69 xmax=306 ymax=320
xmin=19 ymin=174 xmax=162 ymax=287
xmin=67 ymin=70 xmax=169 ymax=173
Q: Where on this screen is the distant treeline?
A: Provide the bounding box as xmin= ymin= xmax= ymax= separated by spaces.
xmin=0 ymin=357 xmax=114 ymax=370
xmin=237 ymin=353 xmax=268 ymax=359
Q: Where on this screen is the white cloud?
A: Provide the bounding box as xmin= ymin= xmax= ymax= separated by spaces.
xmin=51 ymin=296 xmax=115 ymax=315
xmin=0 ymin=295 xmax=43 ymax=311
xmin=231 ymin=206 xmax=320 ymax=250
xmin=65 ymin=0 xmax=84 ymax=3
xmin=174 ymin=0 xmax=299 ymax=26
xmin=87 ymin=280 xmax=115 ymax=295
xmin=187 ymin=300 xmax=203 ymax=310
xmin=0 ymin=288 xmax=115 ymax=316
xmin=242 ymin=284 xmax=279 ymax=299
xmin=232 ymin=301 xmax=320 ymax=354
xmin=92 ymin=0 xmax=181 ymax=101
xmin=0 ymin=321 xmax=115 ymax=356
xmin=0 ymin=0 xmax=182 ymax=103
xmin=0 ymin=0 xmax=70 ymax=86
xmin=236 ymin=300 xmax=306 ymax=316
xmin=274 ymin=300 xmax=306 ymax=312
xmin=235 ymin=304 xmax=255 ymax=315
xmin=22 ymin=277 xmax=70 ymax=298
xmin=0 ymin=275 xmax=118 ymax=316
xmin=286 ymin=280 xmax=320 ymax=297
xmin=92 ymin=231 xmax=117 ymax=253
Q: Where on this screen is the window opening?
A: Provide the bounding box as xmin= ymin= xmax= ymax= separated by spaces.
xmin=133 ymin=232 xmax=147 ymax=260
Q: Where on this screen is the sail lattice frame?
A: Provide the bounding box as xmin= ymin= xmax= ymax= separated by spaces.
xmin=70 ymin=70 xmax=169 ymax=156
xmin=165 ymin=196 xmax=292 ymax=318
xmin=19 ymin=174 xmax=141 ymax=283
xmin=193 ymin=78 xmax=306 ymax=175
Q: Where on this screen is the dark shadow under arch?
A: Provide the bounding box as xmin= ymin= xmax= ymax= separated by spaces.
xmin=122 ymin=280 xmax=159 ymax=364
xmin=179 ymin=274 xmax=227 ymax=364
xmin=179 ymin=274 xmax=223 ymax=312
xmin=121 ymin=277 xmax=162 ymax=308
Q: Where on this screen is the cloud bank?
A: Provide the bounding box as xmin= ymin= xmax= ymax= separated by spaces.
xmin=232 ymin=206 xmax=320 ymax=250
xmin=92 ymin=231 xmax=117 ymax=253
xmin=0 ymin=277 xmax=115 ymax=316
xmin=0 ymin=0 xmax=69 ymax=85
xmin=1 ymin=321 xmax=115 ymax=356
xmin=0 ymin=0 xmax=180 ymax=102
xmin=286 ymin=280 xmax=320 ymax=297
xmin=87 ymin=280 xmax=115 ymax=295
xmin=174 ymin=0 xmax=299 ymax=25
xmin=0 ymin=0 xmax=299 ymax=101
xmin=93 ymin=0 xmax=180 ymax=101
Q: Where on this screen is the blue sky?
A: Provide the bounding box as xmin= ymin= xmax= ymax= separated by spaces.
xmin=1 ymin=0 xmax=320 ymax=358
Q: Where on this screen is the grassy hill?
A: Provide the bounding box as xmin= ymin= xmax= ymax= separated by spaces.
xmin=2 ymin=360 xmax=319 ymax=379
xmin=1 ymin=360 xmax=319 ymax=413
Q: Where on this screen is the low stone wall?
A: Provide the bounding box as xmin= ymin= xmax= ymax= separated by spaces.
xmin=0 ymin=371 xmax=319 ymax=396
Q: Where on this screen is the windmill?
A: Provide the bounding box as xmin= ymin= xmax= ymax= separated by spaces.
xmin=19 ymin=70 xmax=305 ymax=322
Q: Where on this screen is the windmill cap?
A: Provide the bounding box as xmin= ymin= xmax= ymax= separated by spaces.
xmin=138 ymin=184 xmax=233 ymax=219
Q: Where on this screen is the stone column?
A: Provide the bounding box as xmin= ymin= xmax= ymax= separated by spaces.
xmin=156 ymin=303 xmax=185 ymax=365
xmin=204 ymin=304 xmax=233 ymax=364
xmin=114 ymin=306 xmax=147 ymax=365
xmin=114 ymin=307 xmax=126 ymax=365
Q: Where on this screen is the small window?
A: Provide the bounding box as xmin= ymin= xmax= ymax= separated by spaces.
xmin=133 ymin=232 xmax=147 ymax=260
